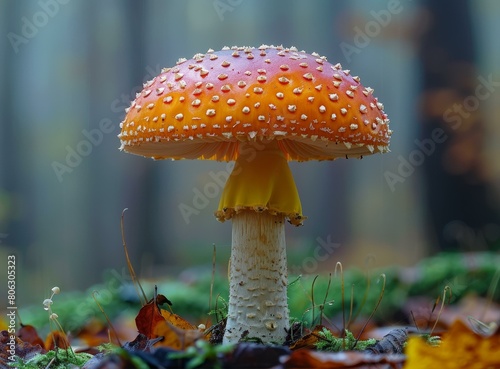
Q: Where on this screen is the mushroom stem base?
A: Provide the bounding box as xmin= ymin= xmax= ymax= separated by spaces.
xmin=223 ymin=210 xmax=289 ymax=344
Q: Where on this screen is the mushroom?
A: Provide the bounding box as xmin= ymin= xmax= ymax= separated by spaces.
xmin=118 ymin=45 xmax=391 ymax=344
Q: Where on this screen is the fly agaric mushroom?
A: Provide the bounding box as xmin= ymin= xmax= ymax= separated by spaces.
xmin=118 ymin=45 xmax=391 ymax=344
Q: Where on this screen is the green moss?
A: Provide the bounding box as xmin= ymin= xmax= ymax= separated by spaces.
xmin=10 ymin=349 xmax=93 ymax=369
xmin=315 ymin=328 xmax=376 ymax=352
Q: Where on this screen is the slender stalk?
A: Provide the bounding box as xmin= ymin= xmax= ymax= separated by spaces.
xmin=223 ymin=210 xmax=289 ymax=344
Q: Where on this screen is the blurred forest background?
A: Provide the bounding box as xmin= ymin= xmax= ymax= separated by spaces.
xmin=1 ymin=0 xmax=499 ymax=306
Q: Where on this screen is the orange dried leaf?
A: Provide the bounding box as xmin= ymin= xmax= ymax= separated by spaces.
xmin=45 ymin=330 xmax=70 ymax=351
xmin=404 ymin=319 xmax=500 ymax=369
xmin=154 ymin=310 xmax=201 ymax=349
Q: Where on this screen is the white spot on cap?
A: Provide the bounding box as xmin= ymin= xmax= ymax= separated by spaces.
xmin=299 ymin=62 xmax=308 ymax=68
xmin=218 ymin=74 xmax=228 ymax=80
xmin=307 ymin=96 xmax=314 ymax=102
xmin=344 ymin=142 xmax=352 ymax=149
xmin=147 ymin=103 xmax=155 ymax=109
xmin=163 ymin=96 xmax=173 ymax=103
xmin=258 ymin=115 xmax=266 ymax=121
xmin=319 ymin=105 xmax=326 ymax=113
xmin=315 ymin=84 xmax=322 ymax=91
xmin=221 ymin=85 xmax=231 ymax=92
xmin=221 ymin=60 xmax=230 ymax=67
xmin=143 ymin=89 xmax=152 ymax=97
xmin=227 ymin=99 xmax=236 ymax=105
xmin=212 ymin=95 xmax=220 ymax=102
xmin=257 ymin=75 xmax=267 ymax=82
xmin=329 ymin=93 xmax=339 ymax=101
xmin=359 ymin=104 xmax=367 ymax=113
xmin=237 ymin=81 xmax=247 ymax=88
xmin=226 ymin=116 xmax=232 ymax=122
xmin=303 ymin=73 xmax=314 ymax=81
xmin=200 ymin=69 xmax=209 ymax=77
xmin=346 ymin=90 xmax=354 ymax=98
xmin=269 ymin=103 xmax=276 ymax=110
xmin=174 ymin=73 xmax=183 ymax=81
xmin=340 ymin=108 xmax=348 ymax=115
xmin=301 ymin=114 xmax=308 ymax=120
xmin=363 ymin=87 xmax=374 ymax=96
xmin=331 ymin=114 xmax=337 ymax=120
xmin=280 ymin=64 xmax=290 ymax=71
xmin=288 ymin=105 xmax=297 ymax=112
xmin=167 ymin=126 xmax=175 ymax=132
xmin=276 ymin=92 xmax=284 ymax=99
xmin=175 ymin=113 xmax=183 ymax=120
xmin=242 ymin=106 xmax=250 ymax=114
xmin=156 ymin=87 xmax=165 ymax=95
xmin=367 ymin=145 xmax=374 ymax=153
xmin=293 ymin=87 xmax=303 ymax=94
xmin=278 ymin=77 xmax=290 ymax=84
xmin=206 ymin=109 xmax=216 ymax=116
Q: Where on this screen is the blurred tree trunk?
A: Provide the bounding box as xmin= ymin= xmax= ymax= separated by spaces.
xmin=418 ymin=0 xmax=500 ymax=251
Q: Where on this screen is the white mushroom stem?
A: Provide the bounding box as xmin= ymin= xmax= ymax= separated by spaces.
xmin=223 ymin=210 xmax=289 ymax=344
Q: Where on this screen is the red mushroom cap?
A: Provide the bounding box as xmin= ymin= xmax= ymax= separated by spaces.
xmin=119 ymin=45 xmax=391 ymax=161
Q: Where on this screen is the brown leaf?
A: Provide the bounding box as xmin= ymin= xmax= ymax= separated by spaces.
xmin=17 ymin=324 xmax=44 ymax=348
xmin=0 ymin=330 xmax=44 ymax=365
xmin=134 ymin=293 xmax=203 ymax=349
xmin=289 ymin=325 xmax=327 ymax=351
xmin=135 ymin=294 xmax=169 ymax=339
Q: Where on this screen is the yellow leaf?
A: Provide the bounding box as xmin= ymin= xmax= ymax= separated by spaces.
xmin=404 ymin=319 xmax=500 ymax=369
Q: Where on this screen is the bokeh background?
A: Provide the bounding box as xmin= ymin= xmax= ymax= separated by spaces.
xmin=1 ymin=0 xmax=499 ymax=307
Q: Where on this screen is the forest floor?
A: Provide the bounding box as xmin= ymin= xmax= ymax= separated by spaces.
xmin=1 ymin=252 xmax=499 ymax=368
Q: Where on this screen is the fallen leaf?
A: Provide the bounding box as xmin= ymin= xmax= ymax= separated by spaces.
xmin=0 ymin=330 xmax=44 ymax=365
xmin=17 ymin=324 xmax=44 ymax=348
xmin=135 ymin=293 xmax=203 ymax=349
xmin=135 ymin=294 xmax=168 ymax=340
xmin=44 ymin=330 xmax=70 ymax=350
xmin=404 ymin=319 xmax=500 ymax=369
xmin=281 ymin=349 xmax=405 ymax=369
xmin=289 ymin=325 xmax=325 ymax=350
xmin=153 ymin=310 xmax=202 ymax=349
